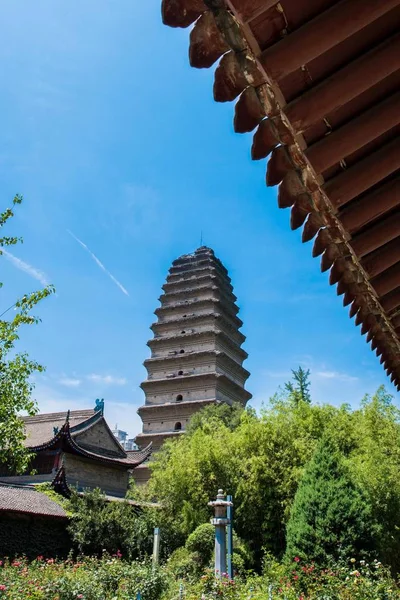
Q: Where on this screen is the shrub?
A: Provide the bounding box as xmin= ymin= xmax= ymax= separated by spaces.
xmin=0 ymin=555 xmax=166 ymax=600
xmin=185 ymin=523 xmax=214 ymax=558
xmin=285 ymin=436 xmax=378 ymax=566
xmin=165 ymin=546 xmax=195 ymax=580
xmin=67 ymin=489 xmax=157 ymax=559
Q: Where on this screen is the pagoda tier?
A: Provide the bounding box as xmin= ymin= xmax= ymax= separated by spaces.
xmin=155 ymin=299 xmax=241 ymax=325
xmin=150 ymin=313 xmax=245 ymax=346
xmin=162 ymin=272 xmax=234 ymax=294
xmin=147 ymin=329 xmax=248 ymax=365
xmin=144 ymin=349 xmax=250 ymax=386
xmin=134 ymin=247 xmax=251 ymax=484
xmin=159 ymin=284 xmax=237 ymax=306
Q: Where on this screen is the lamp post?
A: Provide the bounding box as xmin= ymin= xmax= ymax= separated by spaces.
xmin=226 ymin=494 xmax=233 ymax=579
xmin=152 ymin=527 xmax=160 ymax=567
xmin=208 ymin=489 xmax=232 ymax=578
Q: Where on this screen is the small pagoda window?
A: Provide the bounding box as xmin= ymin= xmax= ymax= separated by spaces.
xmin=174 ymin=422 xmax=182 ymax=431
xmin=176 ymin=394 xmax=183 ymax=402
xmin=181 ymin=330 xmax=186 ymax=334
xmin=180 ymin=349 xmax=185 ymax=354
xmin=178 ymin=370 xmax=183 ymax=376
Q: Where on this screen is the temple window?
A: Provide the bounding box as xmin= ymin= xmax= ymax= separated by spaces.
xmin=176 ymin=394 xmax=183 ymax=402
xmin=174 ymin=422 xmax=182 ymax=431
xmin=178 ymin=371 xmax=183 ymax=376
xmin=180 ymin=349 xmax=185 ymax=354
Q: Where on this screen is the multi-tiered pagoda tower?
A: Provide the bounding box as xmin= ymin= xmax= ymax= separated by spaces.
xmin=134 ymin=247 xmax=251 ymax=483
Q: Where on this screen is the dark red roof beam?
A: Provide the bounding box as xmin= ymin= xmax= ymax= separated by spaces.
xmin=381 ymin=288 xmax=400 ymax=313
xmin=392 ymin=314 xmax=400 ymax=329
xmin=285 ymin=33 xmax=400 ymax=133
xmin=227 ymin=0 xmax=279 ymax=23
xmin=189 ymin=11 xmax=229 ymax=69
xmin=323 ymin=137 xmax=400 ymax=208
xmin=305 ymin=92 xmax=400 ymax=174
xmin=362 ymin=238 xmax=400 ymax=279
xmin=259 ymin=0 xmax=399 ymax=81
xmin=339 ymin=177 xmax=399 ymax=234
xmin=351 ymin=213 xmax=400 ymax=258
xmin=161 ymin=0 xmax=206 ymax=28
xmin=372 ymin=262 xmax=400 ymax=297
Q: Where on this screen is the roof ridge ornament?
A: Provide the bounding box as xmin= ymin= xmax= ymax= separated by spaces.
xmin=94 ymin=398 xmax=105 ymax=415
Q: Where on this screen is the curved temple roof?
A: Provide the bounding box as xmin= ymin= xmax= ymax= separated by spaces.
xmin=26 ymin=410 xmax=152 ymax=469
xmin=0 ymin=483 xmax=68 ymax=519
xmin=161 ymin=0 xmax=400 ymax=389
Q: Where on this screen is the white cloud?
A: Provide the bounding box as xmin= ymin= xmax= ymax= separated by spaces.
xmin=67 ymin=229 xmax=129 ymax=297
xmin=315 ymin=370 xmax=358 ymax=382
xmin=58 ymin=377 xmax=81 ymax=387
xmin=1 ymin=248 xmax=50 ymax=287
xmin=87 ymin=374 xmax=127 ymax=386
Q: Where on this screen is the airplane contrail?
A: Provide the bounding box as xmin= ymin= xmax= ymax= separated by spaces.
xmin=2 ymin=248 xmax=50 ymax=287
xmin=67 ymin=230 xmax=129 ymax=297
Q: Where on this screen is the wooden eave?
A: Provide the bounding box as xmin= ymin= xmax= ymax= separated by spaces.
xmin=161 ymin=0 xmax=400 ymax=390
xmin=30 ymin=418 xmax=152 ymax=468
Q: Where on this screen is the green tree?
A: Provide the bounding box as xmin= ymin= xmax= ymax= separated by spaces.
xmin=284 ymin=366 xmax=311 ymax=404
xmin=285 ymin=436 xmax=378 ymax=566
xmin=186 ymin=401 xmax=245 ymax=434
xmin=148 ymin=397 xmax=333 ymax=565
xmin=349 ymin=386 xmax=400 ymax=574
xmin=0 ymin=195 xmax=54 ymax=473
xmin=68 ymin=488 xmax=152 ymax=558
xmin=147 ymin=386 xmax=400 ymax=572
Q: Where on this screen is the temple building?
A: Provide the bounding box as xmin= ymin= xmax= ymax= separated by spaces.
xmin=134 ymin=246 xmax=251 ymax=483
xmin=0 ymin=401 xmax=152 ymax=498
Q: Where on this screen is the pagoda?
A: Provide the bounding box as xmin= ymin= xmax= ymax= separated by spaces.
xmin=134 ymin=246 xmax=251 ymax=483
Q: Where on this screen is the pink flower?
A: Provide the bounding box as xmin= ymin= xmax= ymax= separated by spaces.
xmin=294 ymin=556 xmax=300 ymax=563
xmin=0 ymin=584 xmax=6 ymax=591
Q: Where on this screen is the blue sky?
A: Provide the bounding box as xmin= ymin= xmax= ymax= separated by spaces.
xmin=1 ymin=1 xmax=397 ymax=438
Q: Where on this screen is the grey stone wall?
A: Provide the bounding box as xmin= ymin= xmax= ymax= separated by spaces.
xmin=64 ymin=454 xmax=128 ymax=497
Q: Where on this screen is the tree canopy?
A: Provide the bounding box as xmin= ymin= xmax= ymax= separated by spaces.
xmin=285 ymin=435 xmax=377 ymax=565
xmin=145 ymin=386 xmax=400 ymax=573
xmin=0 ymin=195 xmax=54 ymax=473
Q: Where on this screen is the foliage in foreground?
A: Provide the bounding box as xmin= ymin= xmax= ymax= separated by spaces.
xmin=285 ymin=436 xmax=377 ymax=565
xmin=0 ymin=195 xmax=54 ymax=474
xmin=0 ymin=555 xmax=165 ymax=600
xmin=180 ymin=558 xmax=400 ymax=600
xmin=67 ymin=489 xmax=165 ymax=560
xmin=0 ymin=555 xmax=399 ymax=600
xmin=146 ymin=385 xmax=400 ymax=573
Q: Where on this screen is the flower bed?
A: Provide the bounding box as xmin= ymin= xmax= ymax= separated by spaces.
xmin=179 ymin=559 xmax=400 ymax=600
xmin=0 ymin=555 xmax=399 ymax=599
xmin=0 ymin=555 xmax=165 ymax=600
